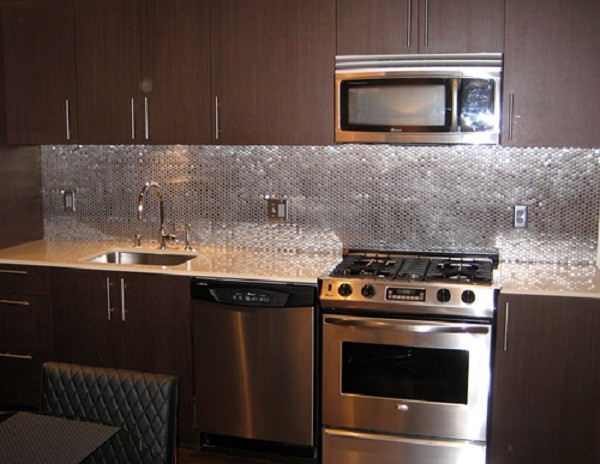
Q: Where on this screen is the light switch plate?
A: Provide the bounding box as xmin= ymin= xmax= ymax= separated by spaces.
xmin=514 ymin=205 xmax=527 ymax=228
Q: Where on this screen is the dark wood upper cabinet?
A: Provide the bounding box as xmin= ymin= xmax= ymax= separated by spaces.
xmin=1 ymin=0 xmax=78 ymax=144
xmin=337 ymin=0 xmax=418 ymax=55
xmin=502 ymin=0 xmax=600 ymax=148
xmin=337 ymin=0 xmax=504 ymax=55
xmin=490 ymin=293 xmax=600 ymax=464
xmin=140 ymin=0 xmax=211 ymax=144
xmin=210 ymin=0 xmax=335 ymax=145
xmin=420 ymin=0 xmax=504 ymax=54
xmin=74 ymin=0 xmax=141 ymax=144
xmin=75 ymin=0 xmax=210 ymax=145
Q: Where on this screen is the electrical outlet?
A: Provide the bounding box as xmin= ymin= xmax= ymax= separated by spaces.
xmin=61 ymin=190 xmax=76 ymax=212
xmin=514 ymin=205 xmax=527 ymax=228
xmin=267 ymin=198 xmax=288 ymax=221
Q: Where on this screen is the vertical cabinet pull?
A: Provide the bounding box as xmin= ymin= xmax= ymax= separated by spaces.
xmin=508 ymin=93 xmax=515 ymax=141
xmin=144 ymin=97 xmax=150 ymax=140
xmin=120 ymin=278 xmax=127 ymax=322
xmin=407 ymin=0 xmax=413 ymax=48
xmin=106 ymin=277 xmax=114 ymax=320
xmin=215 ymin=96 xmax=220 ymax=140
xmin=131 ymin=98 xmax=136 ymax=140
xmin=65 ymin=99 xmax=71 ymax=140
xmin=424 ymin=0 xmax=429 ymax=47
xmin=503 ymin=302 xmax=510 ymax=351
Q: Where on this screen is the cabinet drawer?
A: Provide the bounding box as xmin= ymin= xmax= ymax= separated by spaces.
xmin=0 ymin=349 xmax=51 ymax=408
xmin=0 ymin=266 xmax=51 ymax=296
xmin=0 ymin=294 xmax=53 ymax=351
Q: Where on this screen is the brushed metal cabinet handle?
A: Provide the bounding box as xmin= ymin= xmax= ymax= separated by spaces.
xmin=106 ymin=277 xmax=114 ymax=320
xmin=508 ymin=93 xmax=515 ymax=141
xmin=0 ymin=299 xmax=30 ymax=306
xmin=144 ymin=97 xmax=150 ymax=140
xmin=215 ymin=96 xmax=220 ymax=140
xmin=131 ymin=98 xmax=136 ymax=140
xmin=407 ymin=0 xmax=413 ymax=48
xmin=0 ymin=352 xmax=33 ymax=360
xmin=424 ymin=0 xmax=429 ymax=47
xmin=0 ymin=269 xmax=27 ymax=275
xmin=120 ymin=278 xmax=126 ymax=322
xmin=503 ymin=302 xmax=510 ymax=351
xmin=65 ymin=99 xmax=71 ymax=140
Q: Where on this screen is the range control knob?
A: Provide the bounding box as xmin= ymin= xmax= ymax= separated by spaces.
xmin=437 ymin=288 xmax=451 ymax=303
xmin=338 ymin=283 xmax=353 ymax=297
xmin=461 ymin=290 xmax=476 ymax=304
xmin=361 ymin=284 xmax=376 ymax=298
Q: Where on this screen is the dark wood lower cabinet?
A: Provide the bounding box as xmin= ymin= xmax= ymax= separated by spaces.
xmin=490 ymin=293 xmax=600 ymax=464
xmin=51 ymin=268 xmax=196 ymax=446
xmin=0 ymin=266 xmax=53 ymax=408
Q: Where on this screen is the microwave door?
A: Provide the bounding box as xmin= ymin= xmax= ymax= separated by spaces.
xmin=340 ymin=78 xmax=453 ymax=133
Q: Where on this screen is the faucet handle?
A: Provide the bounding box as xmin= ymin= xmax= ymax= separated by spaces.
xmin=184 ymin=224 xmax=193 ymax=251
xmin=133 ymin=233 xmax=141 ymax=247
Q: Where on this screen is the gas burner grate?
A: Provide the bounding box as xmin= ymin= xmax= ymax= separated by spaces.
xmin=396 ymin=258 xmax=430 ymax=281
xmin=426 ymin=259 xmax=493 ymax=284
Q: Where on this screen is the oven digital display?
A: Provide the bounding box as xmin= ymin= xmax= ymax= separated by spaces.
xmin=386 ymin=287 xmax=426 ymax=301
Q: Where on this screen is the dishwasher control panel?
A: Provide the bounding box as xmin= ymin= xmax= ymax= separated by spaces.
xmin=210 ymin=287 xmax=290 ymax=307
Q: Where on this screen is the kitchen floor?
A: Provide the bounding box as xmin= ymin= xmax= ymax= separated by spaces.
xmin=178 ymin=448 xmax=313 ymax=464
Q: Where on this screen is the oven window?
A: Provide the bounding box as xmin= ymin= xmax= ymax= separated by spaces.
xmin=341 ymin=342 xmax=469 ymax=404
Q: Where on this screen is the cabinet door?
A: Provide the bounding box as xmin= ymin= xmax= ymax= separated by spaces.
xmin=140 ymin=0 xmax=211 ymax=144
xmin=211 ymin=0 xmax=335 ymax=145
xmin=336 ymin=0 xmax=418 ymax=55
xmin=420 ymin=0 xmax=504 ymax=53
xmin=502 ymin=0 xmax=600 ymax=148
xmin=490 ymin=294 xmax=600 ymax=464
xmin=1 ymin=0 xmax=78 ymax=144
xmin=117 ymin=272 xmax=194 ymax=433
xmin=74 ymin=0 xmax=141 ymax=144
xmin=52 ymin=268 xmax=121 ymax=368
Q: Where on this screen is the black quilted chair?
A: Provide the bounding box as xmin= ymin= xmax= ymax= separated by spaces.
xmin=39 ymin=362 xmax=179 ymax=464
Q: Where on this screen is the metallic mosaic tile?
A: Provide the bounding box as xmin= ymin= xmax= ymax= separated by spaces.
xmin=41 ymin=145 xmax=600 ymax=264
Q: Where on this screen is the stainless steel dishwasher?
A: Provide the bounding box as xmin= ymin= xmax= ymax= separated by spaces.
xmin=191 ymin=278 xmax=317 ymax=455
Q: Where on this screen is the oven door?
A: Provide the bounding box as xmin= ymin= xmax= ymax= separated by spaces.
xmin=322 ymin=315 xmax=491 ymax=442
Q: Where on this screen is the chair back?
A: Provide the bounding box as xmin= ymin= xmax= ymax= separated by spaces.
xmin=40 ymin=362 xmax=178 ymax=464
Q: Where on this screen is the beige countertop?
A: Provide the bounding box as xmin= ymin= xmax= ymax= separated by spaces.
xmin=499 ymin=262 xmax=600 ymax=299
xmin=1 ymin=240 xmax=599 ymax=298
xmin=0 ymin=239 xmax=342 ymax=285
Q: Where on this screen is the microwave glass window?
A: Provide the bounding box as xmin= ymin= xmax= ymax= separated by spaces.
xmin=347 ymin=84 xmax=447 ymax=127
xmin=459 ymin=79 xmax=495 ymax=132
xmin=341 ymin=341 xmax=469 ymax=404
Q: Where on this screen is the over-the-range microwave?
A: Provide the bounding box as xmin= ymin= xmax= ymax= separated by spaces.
xmin=335 ymin=53 xmax=503 ymax=145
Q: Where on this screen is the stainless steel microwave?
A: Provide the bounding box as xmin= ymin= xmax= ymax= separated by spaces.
xmin=335 ymin=53 xmax=502 ymax=145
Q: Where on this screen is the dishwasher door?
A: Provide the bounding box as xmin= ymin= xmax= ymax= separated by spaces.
xmin=191 ymin=278 xmax=316 ymax=447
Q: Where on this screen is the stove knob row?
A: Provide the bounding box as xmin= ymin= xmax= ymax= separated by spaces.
xmin=461 ymin=290 xmax=476 ymax=304
xmin=338 ymin=283 xmax=353 ymax=297
xmin=361 ymin=284 xmax=375 ymax=298
xmin=436 ymin=288 xmax=451 ymax=303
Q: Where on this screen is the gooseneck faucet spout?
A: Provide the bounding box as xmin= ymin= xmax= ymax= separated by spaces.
xmin=137 ymin=181 xmax=173 ymax=249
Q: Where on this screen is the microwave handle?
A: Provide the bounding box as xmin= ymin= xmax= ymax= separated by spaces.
xmin=324 ymin=316 xmax=490 ymax=335
xmin=450 ymin=78 xmax=458 ymax=132
xmin=508 ymin=93 xmax=515 ymax=141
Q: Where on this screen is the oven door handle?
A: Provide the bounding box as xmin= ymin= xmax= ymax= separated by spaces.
xmin=323 ymin=316 xmax=490 ymax=334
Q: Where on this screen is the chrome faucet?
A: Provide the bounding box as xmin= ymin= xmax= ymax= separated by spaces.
xmin=137 ymin=181 xmax=175 ymax=249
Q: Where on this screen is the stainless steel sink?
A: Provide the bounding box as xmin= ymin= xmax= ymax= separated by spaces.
xmin=87 ymin=250 xmax=196 ymax=266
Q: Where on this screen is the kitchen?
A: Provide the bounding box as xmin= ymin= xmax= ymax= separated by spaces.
xmin=0 ymin=1 xmax=599 ymax=464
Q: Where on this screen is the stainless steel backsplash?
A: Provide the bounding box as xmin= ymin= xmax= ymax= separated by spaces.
xmin=41 ymin=145 xmax=600 ymax=264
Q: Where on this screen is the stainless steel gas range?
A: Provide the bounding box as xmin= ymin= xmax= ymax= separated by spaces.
xmin=319 ymin=250 xmax=500 ymax=464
